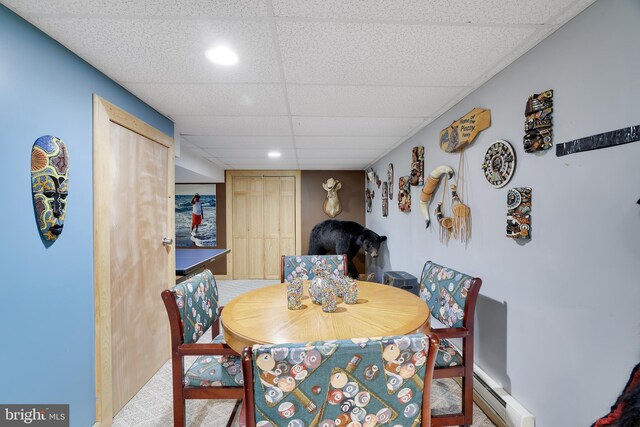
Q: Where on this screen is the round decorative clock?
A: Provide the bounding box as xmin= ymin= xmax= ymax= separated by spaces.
xmin=481 ymin=140 xmax=516 ymax=188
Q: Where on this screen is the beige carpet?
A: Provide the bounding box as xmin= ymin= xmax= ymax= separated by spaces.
xmin=112 ymin=280 xmax=496 ymax=427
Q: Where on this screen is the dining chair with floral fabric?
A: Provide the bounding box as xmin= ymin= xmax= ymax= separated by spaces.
xmin=161 ymin=269 xmax=243 ymax=427
xmin=241 ymin=333 xmax=439 ymax=426
xmin=281 ymin=254 xmax=348 ymax=283
xmin=419 ymin=261 xmax=482 ymax=427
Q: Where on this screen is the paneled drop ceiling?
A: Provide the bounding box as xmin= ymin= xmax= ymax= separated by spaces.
xmin=3 ymin=0 xmax=596 ymax=170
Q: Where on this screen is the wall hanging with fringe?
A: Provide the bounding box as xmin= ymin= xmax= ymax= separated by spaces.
xmin=451 ymin=149 xmax=472 ymax=243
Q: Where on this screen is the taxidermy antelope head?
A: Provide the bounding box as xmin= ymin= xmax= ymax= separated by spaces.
xmin=322 ymin=178 xmax=342 ymax=218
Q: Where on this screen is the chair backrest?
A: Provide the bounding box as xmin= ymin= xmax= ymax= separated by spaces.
xmin=242 ymin=333 xmax=439 ymax=427
xmin=419 ymin=261 xmax=482 ymax=328
xmin=162 ymin=269 xmax=219 ymax=344
xmin=281 ymin=254 xmax=347 ymax=282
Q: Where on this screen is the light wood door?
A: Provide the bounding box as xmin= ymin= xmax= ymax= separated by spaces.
xmin=227 ymin=171 xmax=301 ymax=279
xmin=264 ymin=176 xmax=296 ymax=279
xmin=109 ymin=123 xmax=171 ymax=413
xmin=94 ymin=96 xmax=174 ymax=424
xmin=232 ymin=176 xmax=264 ymax=279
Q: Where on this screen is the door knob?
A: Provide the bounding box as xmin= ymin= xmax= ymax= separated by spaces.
xmin=162 ymin=238 xmax=173 ymax=246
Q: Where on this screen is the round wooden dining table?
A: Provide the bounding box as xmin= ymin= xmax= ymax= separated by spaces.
xmin=220 ymin=281 xmax=430 ymax=354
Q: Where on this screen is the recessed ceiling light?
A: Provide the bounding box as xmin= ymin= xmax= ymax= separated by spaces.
xmin=268 ymin=151 xmax=281 ymax=158
xmin=205 ymin=46 xmax=238 ymax=66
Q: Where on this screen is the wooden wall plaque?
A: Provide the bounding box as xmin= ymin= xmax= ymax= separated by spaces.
xmin=440 ymin=108 xmax=491 ymax=153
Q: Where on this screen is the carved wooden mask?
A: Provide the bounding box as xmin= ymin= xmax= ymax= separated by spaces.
xmin=31 ymin=135 xmax=69 ymax=241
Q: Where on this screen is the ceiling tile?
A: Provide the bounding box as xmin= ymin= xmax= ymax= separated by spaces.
xmin=294 ymin=136 xmax=400 ymax=150
xmin=219 ymin=160 xmax=300 ymax=170
xmin=296 ymin=148 xmax=384 ymax=159
xmin=287 ymin=84 xmax=462 ymax=117
xmin=292 ymin=117 xmax=424 ymax=137
xmin=296 ymin=164 xmax=365 ymax=170
xmin=3 ymin=0 xmax=268 ymax=18
xmin=272 ymin=0 xmax=580 ymax=25
xmin=277 ymin=21 xmax=536 ymax=86
xmin=175 ymin=116 xmax=291 ymax=136
xmin=203 ymin=148 xmax=296 ymax=158
xmin=297 ymin=158 xmax=372 ymax=168
xmin=4 ymin=0 xmax=596 ymax=172
xmin=126 ymin=83 xmax=288 ymax=116
xmin=27 ymin=17 xmax=280 ymax=83
xmin=183 ymin=135 xmax=295 ymax=149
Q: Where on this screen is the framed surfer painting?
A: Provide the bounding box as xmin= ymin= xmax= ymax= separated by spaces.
xmin=175 ymin=184 xmax=217 ymax=247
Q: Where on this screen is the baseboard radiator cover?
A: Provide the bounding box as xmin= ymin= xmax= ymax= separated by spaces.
xmin=474 ymin=365 xmax=535 ymax=427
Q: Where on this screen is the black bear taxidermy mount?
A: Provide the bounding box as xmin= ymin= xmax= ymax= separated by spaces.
xmin=308 ymin=220 xmax=387 ymax=279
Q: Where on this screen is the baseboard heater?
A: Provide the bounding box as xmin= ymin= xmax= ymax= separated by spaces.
xmin=473 ymin=365 xmax=535 ymax=427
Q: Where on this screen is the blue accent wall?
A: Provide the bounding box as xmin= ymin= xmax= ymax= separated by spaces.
xmin=0 ymin=5 xmax=173 ymax=426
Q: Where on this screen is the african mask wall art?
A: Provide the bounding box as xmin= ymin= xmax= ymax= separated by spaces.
xmin=365 ymin=188 xmax=374 ymax=213
xmin=410 ymin=146 xmax=424 ymax=186
xmin=507 ymin=187 xmax=531 ymax=239
xmin=387 ymin=164 xmax=394 ymax=200
xmin=398 ymin=176 xmax=411 ymax=212
xmin=524 ymin=90 xmax=553 ymax=153
xmin=382 ymin=181 xmax=389 ymax=217
xmin=31 ymin=135 xmax=69 ymax=241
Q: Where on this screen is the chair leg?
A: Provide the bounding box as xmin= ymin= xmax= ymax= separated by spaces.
xmin=172 ymin=394 xmax=186 ymax=427
xmin=461 ymin=374 xmax=473 ymax=426
xmin=226 ymin=400 xmax=242 ymax=427
xmin=171 ymin=354 xmax=186 ymax=427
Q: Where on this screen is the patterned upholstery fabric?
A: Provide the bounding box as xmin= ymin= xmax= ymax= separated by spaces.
xmin=170 ymin=269 xmax=219 ymax=344
xmin=252 ymin=334 xmax=430 ymax=426
xmin=435 ymin=339 xmax=463 ymax=368
xmin=283 ymin=255 xmax=346 ymax=283
xmin=185 ymin=354 xmax=244 ymax=387
xmin=419 ymin=261 xmax=474 ymax=328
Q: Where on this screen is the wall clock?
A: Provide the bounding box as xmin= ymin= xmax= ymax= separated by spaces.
xmin=481 ymin=139 xmax=516 ymax=188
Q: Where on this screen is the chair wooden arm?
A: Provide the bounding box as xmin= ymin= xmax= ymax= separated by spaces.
xmin=431 ymin=326 xmax=470 ymax=339
xmin=178 ymin=343 xmax=240 ymax=356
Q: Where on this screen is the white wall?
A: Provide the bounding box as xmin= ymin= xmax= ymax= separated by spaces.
xmin=175 ymin=144 xmax=225 ymax=183
xmin=366 ymin=1 xmax=640 ymax=425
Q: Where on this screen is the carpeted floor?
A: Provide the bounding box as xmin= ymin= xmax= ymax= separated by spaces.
xmin=112 ymin=280 xmax=496 ymax=427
